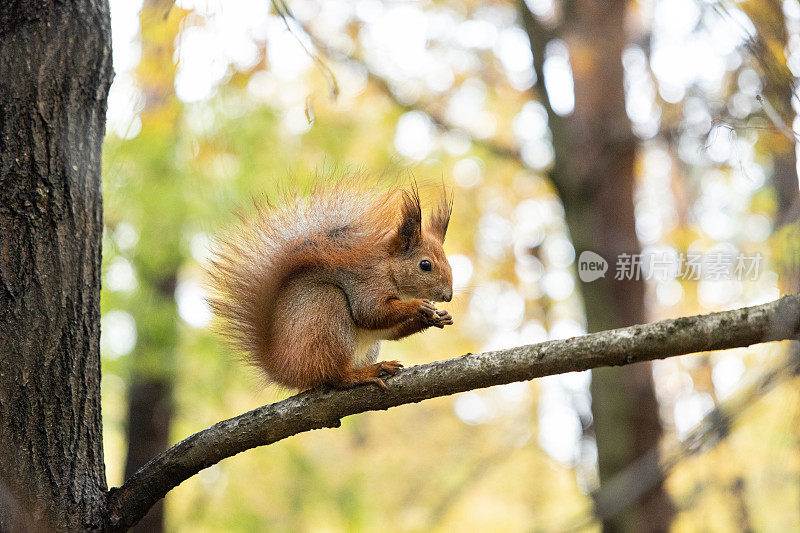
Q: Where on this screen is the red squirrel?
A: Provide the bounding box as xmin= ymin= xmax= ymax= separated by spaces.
xmin=207 ymin=180 xmax=454 ymax=390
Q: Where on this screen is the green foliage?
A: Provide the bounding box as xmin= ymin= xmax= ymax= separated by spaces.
xmin=100 ymin=0 xmax=800 ymax=530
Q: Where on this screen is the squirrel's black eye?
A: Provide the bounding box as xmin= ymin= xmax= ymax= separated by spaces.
xmin=419 ymin=259 xmax=432 ymax=272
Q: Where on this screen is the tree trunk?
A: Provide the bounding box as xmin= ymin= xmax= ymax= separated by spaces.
xmin=0 ymin=1 xmax=113 ymax=531
xmin=121 ymin=3 xmax=184 ymax=531
xmin=741 ymin=0 xmax=800 ymax=228
xmin=741 ymin=3 xmax=800 ymax=524
xmin=520 ymin=2 xmax=675 ymax=530
xmin=124 ymin=379 xmax=171 ymax=533
xmin=741 ymin=0 xmax=800 ymax=289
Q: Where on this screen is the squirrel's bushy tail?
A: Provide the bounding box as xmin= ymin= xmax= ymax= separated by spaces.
xmin=206 ymin=180 xmax=399 ymax=372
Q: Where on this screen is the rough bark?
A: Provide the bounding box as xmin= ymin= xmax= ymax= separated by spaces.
xmin=519 ymin=1 xmax=674 ymax=529
xmin=0 ymin=1 xmax=113 ymax=530
xmin=106 ymin=295 xmax=800 ymax=531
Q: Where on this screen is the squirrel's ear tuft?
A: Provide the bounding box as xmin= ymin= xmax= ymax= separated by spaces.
xmin=393 ymin=184 xmax=422 ymax=253
xmin=428 ymin=185 xmax=452 ymax=243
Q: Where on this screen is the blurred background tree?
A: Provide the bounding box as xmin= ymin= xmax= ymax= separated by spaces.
xmin=519 ymin=2 xmax=673 ymax=529
xmin=108 ymin=1 xmax=188 ymax=530
xmin=101 ymin=0 xmax=800 ymax=531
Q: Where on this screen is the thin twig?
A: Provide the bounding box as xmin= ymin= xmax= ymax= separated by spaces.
xmin=756 ymin=94 xmax=799 ymax=142
xmin=270 ymin=0 xmax=339 ymax=99
xmin=274 ymin=5 xmax=520 ymax=161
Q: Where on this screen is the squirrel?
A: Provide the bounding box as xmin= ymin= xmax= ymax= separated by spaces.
xmin=207 ymin=179 xmax=454 ymax=391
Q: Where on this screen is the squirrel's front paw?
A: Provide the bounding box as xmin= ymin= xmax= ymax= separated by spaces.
xmin=415 ymin=299 xmax=438 ymax=321
xmin=416 ymin=300 xmax=453 ymax=328
xmin=430 ymin=309 xmax=453 ymax=328
xmin=425 ymin=309 xmax=453 ymax=328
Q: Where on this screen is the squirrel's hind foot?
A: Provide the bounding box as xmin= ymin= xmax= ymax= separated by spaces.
xmin=330 ymin=360 xmax=404 ymax=392
xmin=377 ymin=360 xmax=403 ymax=375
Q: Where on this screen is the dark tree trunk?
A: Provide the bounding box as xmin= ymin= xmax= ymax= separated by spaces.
xmin=120 ymin=3 xmax=182 ymax=531
xmin=520 ymin=1 xmax=675 ymax=530
xmin=0 ymin=1 xmax=113 ymax=531
xmin=124 ymin=379 xmax=171 ymax=533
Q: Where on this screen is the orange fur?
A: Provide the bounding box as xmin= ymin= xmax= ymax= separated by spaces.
xmin=207 ymin=178 xmax=454 ymax=390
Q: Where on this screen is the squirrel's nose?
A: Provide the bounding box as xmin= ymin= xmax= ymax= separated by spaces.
xmin=442 ymin=289 xmax=452 ymax=302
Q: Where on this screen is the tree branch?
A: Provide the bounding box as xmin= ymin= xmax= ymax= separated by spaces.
xmin=105 ymin=295 xmax=800 ymax=530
